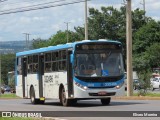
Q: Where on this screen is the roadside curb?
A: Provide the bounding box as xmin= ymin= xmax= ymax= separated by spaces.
xmin=34 ymin=118 xmax=55 ymax=120
xmin=34 ymin=117 xmax=67 ymax=120
xmin=112 ymin=96 xmax=160 ymax=100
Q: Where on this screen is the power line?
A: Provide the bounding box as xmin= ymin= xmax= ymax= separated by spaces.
xmin=0 ymin=0 xmax=46 ymax=5
xmin=0 ymin=0 xmax=91 ymax=15
xmin=0 ymin=0 xmax=68 ymax=13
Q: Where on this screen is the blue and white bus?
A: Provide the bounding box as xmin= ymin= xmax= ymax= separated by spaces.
xmin=15 ymin=40 xmax=125 ymax=106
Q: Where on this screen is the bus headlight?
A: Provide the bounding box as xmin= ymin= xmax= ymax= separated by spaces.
xmin=75 ymin=82 xmax=88 ymax=90
xmin=115 ymin=82 xmax=124 ymax=89
xmin=83 ymin=86 xmax=88 ymax=90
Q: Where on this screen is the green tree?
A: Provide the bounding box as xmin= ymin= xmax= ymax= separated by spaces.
xmin=1 ymin=54 xmax=15 ymax=85
xmin=133 ymin=20 xmax=160 ymax=69
xmin=133 ymin=20 xmax=160 ymax=54
xmin=88 ymin=6 xmax=125 ymax=41
xmin=8 ymin=71 xmax=15 ymax=88
xmin=145 ymin=43 xmax=160 ymax=68
xmin=32 ymin=38 xmax=49 ymax=49
xmin=132 ymin=8 xmax=146 ymax=32
xmin=48 ymin=30 xmax=80 ymax=46
xmin=74 ymin=7 xmax=147 ymax=45
xmin=133 ymin=42 xmax=160 ymax=90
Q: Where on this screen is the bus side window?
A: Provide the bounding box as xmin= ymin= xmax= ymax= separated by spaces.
xmin=33 ymin=64 xmax=38 ymax=73
xmin=45 ymin=53 xmax=51 ymax=62
xmin=33 ymin=55 xmax=38 ymax=73
xmin=28 ymin=64 xmax=33 ymax=73
xmin=52 ymin=62 xmax=58 ymax=71
xmin=62 ymin=61 xmax=66 ymax=70
xmin=59 ymin=61 xmax=66 ymax=70
xmin=52 ymin=52 xmax=58 ymax=61
xmin=59 ymin=50 xmax=67 ymax=71
xmin=45 ymin=63 xmax=52 ymax=72
xmin=52 ymin=51 xmax=58 ymax=71
xmin=27 ymin=56 xmax=33 ymax=73
xmin=17 ymin=57 xmax=22 ymax=75
xmin=45 ymin=53 xmax=52 ymax=72
xmin=61 ymin=50 xmax=66 ymax=59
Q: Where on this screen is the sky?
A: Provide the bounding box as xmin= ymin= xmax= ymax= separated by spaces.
xmin=0 ymin=0 xmax=160 ymax=42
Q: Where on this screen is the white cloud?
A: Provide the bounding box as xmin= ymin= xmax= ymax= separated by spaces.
xmin=19 ymin=17 xmax=31 ymax=23
xmin=152 ymin=16 xmax=160 ymax=21
xmin=146 ymin=2 xmax=160 ymax=11
xmin=32 ymin=16 xmax=45 ymax=21
xmin=0 ymin=36 xmax=3 ymax=41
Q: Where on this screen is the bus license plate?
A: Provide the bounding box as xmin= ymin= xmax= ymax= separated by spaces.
xmin=98 ymin=91 xmax=107 ymax=95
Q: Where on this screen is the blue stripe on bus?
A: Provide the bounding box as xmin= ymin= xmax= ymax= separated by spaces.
xmin=74 ymin=77 xmax=124 ymax=88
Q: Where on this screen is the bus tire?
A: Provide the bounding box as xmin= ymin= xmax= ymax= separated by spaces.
xmin=30 ymin=87 xmax=39 ymax=104
xmin=60 ymin=87 xmax=71 ymax=106
xmin=39 ymin=100 xmax=45 ymax=104
xmin=101 ymin=97 xmax=111 ymax=105
xmin=71 ymin=99 xmax=77 ymax=105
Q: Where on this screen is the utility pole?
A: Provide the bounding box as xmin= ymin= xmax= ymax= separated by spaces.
xmin=126 ymin=0 xmax=133 ymax=96
xmin=85 ymin=0 xmax=88 ymax=40
xmin=23 ymin=33 xmax=30 ymax=50
xmin=140 ymin=0 xmax=145 ymax=13
xmin=27 ymin=33 xmax=30 ymax=48
xmin=64 ymin=22 xmax=70 ymax=43
xmin=140 ymin=0 xmax=145 ymax=18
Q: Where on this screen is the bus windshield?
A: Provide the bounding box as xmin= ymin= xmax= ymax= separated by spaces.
xmin=75 ymin=52 xmax=124 ymax=77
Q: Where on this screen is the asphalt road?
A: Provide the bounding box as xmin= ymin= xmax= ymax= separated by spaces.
xmin=0 ymin=98 xmax=160 ymax=111
xmin=0 ymin=98 xmax=160 ymax=120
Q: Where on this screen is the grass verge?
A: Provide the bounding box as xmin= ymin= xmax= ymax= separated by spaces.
xmin=0 ymin=93 xmax=19 ymax=99
xmin=114 ymin=92 xmax=160 ymax=100
xmin=134 ymin=92 xmax=160 ymax=97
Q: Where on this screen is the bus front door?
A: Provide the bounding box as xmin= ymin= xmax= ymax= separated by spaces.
xmin=22 ymin=57 xmax=27 ymax=98
xmin=39 ymin=55 xmax=44 ymax=98
xmin=67 ymin=50 xmax=73 ymax=97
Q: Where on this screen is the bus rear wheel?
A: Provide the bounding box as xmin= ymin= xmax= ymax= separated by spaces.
xmin=101 ymin=98 xmax=111 ymax=105
xmin=60 ymin=87 xmax=71 ymax=106
xmin=30 ymin=87 xmax=39 ymax=104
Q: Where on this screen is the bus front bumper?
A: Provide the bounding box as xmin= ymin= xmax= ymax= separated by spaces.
xmin=73 ymin=85 xmax=125 ymax=99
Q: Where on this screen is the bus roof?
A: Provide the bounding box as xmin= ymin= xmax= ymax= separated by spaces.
xmin=16 ymin=39 xmax=121 ymax=57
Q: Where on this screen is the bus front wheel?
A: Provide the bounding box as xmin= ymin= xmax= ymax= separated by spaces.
xmin=30 ymin=87 xmax=39 ymax=104
xmin=101 ymin=98 xmax=111 ymax=105
xmin=60 ymin=87 xmax=71 ymax=106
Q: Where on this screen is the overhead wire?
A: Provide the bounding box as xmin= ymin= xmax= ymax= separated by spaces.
xmin=0 ymin=0 xmax=68 ymax=13
xmin=0 ymin=0 xmax=91 ymax=15
xmin=0 ymin=0 xmax=67 ymax=8
xmin=0 ymin=0 xmax=43 ymax=5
